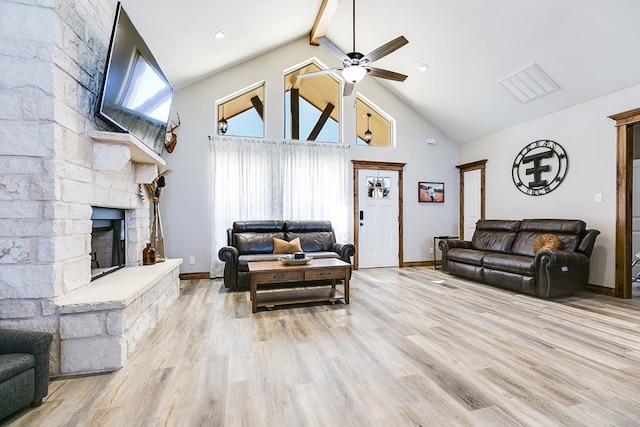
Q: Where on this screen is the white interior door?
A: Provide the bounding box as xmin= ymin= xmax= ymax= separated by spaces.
xmin=358 ymin=169 xmax=399 ymax=268
xmin=463 ymin=169 xmax=482 ymax=241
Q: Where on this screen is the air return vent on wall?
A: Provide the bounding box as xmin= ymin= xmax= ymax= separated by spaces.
xmin=498 ymin=63 xmax=560 ymax=103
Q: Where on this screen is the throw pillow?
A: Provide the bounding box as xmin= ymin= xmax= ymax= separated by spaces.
xmin=273 ymin=237 xmax=302 ymax=254
xmin=533 ymin=233 xmax=562 ymax=253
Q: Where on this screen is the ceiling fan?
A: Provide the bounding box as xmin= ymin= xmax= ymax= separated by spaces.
xmin=298 ymin=0 xmax=409 ymax=96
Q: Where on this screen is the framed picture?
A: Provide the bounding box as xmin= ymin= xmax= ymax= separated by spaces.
xmin=418 ymin=182 xmax=444 ymax=203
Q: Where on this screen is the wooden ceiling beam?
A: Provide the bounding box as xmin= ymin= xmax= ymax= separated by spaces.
xmin=310 ymin=0 xmax=340 ymax=46
xmin=291 ymin=88 xmax=300 ymax=140
xmin=307 ymin=102 xmax=335 ymax=141
xmin=250 ymin=96 xmax=264 ymax=120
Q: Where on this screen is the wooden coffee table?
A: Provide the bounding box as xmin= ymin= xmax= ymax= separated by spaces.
xmin=248 ymin=258 xmax=351 ymax=313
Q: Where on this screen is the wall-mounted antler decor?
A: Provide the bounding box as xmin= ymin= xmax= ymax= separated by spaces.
xmin=165 ymin=112 xmax=180 ymax=153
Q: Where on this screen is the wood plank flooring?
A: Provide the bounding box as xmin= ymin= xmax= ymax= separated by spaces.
xmin=4 ymin=267 xmax=640 ymax=426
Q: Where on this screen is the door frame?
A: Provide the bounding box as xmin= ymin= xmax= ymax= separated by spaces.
xmin=609 ymin=108 xmax=639 ymax=298
xmin=456 ymin=159 xmax=487 ymax=238
xmin=352 ymin=160 xmax=406 ymax=269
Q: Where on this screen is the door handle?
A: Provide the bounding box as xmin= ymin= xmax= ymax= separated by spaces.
xmin=359 ymin=210 xmax=364 ymax=220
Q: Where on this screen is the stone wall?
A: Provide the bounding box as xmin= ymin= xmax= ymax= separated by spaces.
xmin=0 ymin=0 xmax=165 ymax=375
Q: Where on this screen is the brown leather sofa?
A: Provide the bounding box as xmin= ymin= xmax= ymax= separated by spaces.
xmin=218 ymin=220 xmax=355 ymax=290
xmin=438 ymin=219 xmax=600 ymax=297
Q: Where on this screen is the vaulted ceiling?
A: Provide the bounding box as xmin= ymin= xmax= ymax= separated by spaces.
xmin=121 ymin=0 xmax=640 ymax=143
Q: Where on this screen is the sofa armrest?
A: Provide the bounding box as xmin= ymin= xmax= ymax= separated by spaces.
xmin=578 ymin=229 xmax=600 ymax=258
xmin=438 ymin=239 xmax=473 ymax=250
xmin=0 ymin=329 xmax=53 ymax=402
xmin=536 ymin=249 xmax=590 ymax=268
xmin=218 ymin=246 xmax=240 ymax=289
xmin=332 ymin=242 xmax=356 ymax=264
xmin=438 ymin=239 xmax=472 ymax=272
xmin=535 ymin=250 xmax=591 ymax=297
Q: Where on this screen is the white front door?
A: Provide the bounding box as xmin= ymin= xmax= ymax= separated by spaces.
xmin=357 ymin=169 xmax=399 ymax=268
xmin=463 ymin=169 xmax=482 ymax=241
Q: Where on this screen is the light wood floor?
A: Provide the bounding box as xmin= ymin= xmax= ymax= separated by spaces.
xmin=5 ymin=267 xmax=640 ymax=426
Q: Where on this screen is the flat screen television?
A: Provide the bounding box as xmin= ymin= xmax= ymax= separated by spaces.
xmin=96 ymin=2 xmax=173 ymax=156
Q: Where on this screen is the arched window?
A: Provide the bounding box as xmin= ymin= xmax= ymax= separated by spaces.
xmin=284 ymin=60 xmax=341 ymax=143
xmin=217 ymin=81 xmax=265 ymax=138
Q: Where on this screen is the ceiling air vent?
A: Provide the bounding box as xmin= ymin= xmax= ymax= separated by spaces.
xmin=498 ymin=63 xmax=560 ymax=103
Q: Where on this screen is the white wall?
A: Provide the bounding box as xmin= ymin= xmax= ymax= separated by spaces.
xmin=459 ymin=83 xmax=640 ymax=289
xmin=161 ymin=37 xmax=459 ymax=274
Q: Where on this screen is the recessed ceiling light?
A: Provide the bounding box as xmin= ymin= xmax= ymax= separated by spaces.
xmin=214 ymin=30 xmax=226 ymax=40
xmin=417 ymin=63 xmax=429 ymax=72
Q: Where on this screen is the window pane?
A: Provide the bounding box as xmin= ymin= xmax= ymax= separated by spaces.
xmin=367 ymin=176 xmax=391 ymax=198
xmin=284 ymin=61 xmax=340 ymax=143
xmin=356 ymin=96 xmax=393 ymax=147
xmin=217 ymin=82 xmax=264 ymax=137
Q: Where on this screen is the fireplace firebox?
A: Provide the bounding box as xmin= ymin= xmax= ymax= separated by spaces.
xmin=91 ymin=207 xmax=125 ymax=280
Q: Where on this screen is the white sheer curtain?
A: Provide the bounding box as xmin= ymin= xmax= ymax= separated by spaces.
xmin=210 ymin=136 xmax=349 ymax=277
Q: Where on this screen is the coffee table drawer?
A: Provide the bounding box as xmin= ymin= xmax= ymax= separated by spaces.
xmin=256 ymin=270 xmax=303 ymax=283
xmin=304 ymin=267 xmax=346 ymax=281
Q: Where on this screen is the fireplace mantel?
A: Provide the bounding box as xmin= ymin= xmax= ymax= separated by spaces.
xmin=90 ymin=131 xmax=166 ymax=169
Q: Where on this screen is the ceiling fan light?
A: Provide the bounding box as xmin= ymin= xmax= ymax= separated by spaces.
xmin=342 ymin=66 xmax=367 ymax=83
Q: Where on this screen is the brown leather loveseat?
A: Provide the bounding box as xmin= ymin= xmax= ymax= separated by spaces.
xmin=218 ymin=220 xmax=355 ymax=290
xmin=438 ymin=219 xmax=600 ymax=297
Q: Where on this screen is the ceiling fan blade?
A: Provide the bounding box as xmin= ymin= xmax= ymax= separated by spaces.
xmin=316 ymin=36 xmax=350 ymax=63
xmin=297 ymin=68 xmax=343 ymax=79
xmin=361 ymin=36 xmax=409 ymax=64
xmin=366 ymin=67 xmax=408 ymax=82
xmin=343 ymin=82 xmax=355 ymax=96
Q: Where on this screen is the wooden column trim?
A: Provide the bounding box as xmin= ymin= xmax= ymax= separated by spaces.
xmin=609 ymin=108 xmax=639 ymax=298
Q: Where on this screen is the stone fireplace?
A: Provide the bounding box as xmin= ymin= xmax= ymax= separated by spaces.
xmin=1 ymin=129 xmax=183 ymax=376
xmin=0 ymin=0 xmax=183 ymax=376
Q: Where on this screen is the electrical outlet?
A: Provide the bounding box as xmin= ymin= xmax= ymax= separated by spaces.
xmin=594 ymin=193 xmax=602 ymax=203
xmin=429 ymin=247 xmax=434 ymax=254
xmin=189 ymin=256 xmax=195 ymax=265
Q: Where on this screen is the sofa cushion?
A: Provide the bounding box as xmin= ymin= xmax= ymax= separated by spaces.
xmin=273 ymin=237 xmax=302 ymax=254
xmin=482 ymin=253 xmax=535 ymax=276
xmin=511 ymin=219 xmax=585 ymax=256
xmin=447 ymin=248 xmax=492 ymax=266
xmin=234 ymin=232 xmax=285 ymax=255
xmin=511 ymin=219 xmax=586 ymax=256
xmin=471 ymin=220 xmax=520 ymax=253
xmin=0 ymin=353 xmax=34 ymax=383
xmin=0 ymin=368 xmax=35 ymax=421
xmin=232 ymin=220 xmax=285 ymax=233
xmin=285 ymin=220 xmax=336 ymax=252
